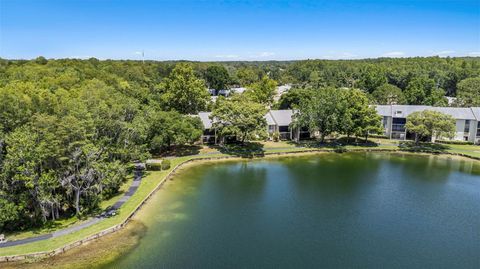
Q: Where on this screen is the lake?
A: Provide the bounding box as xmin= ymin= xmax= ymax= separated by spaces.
xmin=104 ymin=152 xmax=480 ymax=269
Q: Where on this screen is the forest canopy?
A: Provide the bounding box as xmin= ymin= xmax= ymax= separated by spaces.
xmin=0 ymin=56 xmax=479 ymax=231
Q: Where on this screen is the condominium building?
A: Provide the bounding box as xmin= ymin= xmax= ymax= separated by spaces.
xmin=376 ymin=105 xmax=480 ymax=144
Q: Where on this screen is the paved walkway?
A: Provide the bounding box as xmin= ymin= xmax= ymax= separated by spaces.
xmin=0 ymin=168 xmax=143 ymax=248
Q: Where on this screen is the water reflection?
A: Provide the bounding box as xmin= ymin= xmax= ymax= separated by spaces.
xmin=281 ymin=153 xmax=382 ymax=195
xmin=386 ymin=153 xmax=480 ymax=182
xmin=103 ymin=153 xmax=480 ymax=269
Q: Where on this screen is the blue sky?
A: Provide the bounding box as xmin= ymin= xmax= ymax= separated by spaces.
xmin=1 ymin=0 xmax=479 ymax=60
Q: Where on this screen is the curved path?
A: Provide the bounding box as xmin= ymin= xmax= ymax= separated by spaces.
xmin=0 ymin=168 xmax=143 ymax=248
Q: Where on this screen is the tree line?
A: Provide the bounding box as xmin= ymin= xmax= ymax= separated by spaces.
xmin=0 ymin=60 xmax=208 ymax=231
xmin=0 ymin=56 xmax=478 ymax=231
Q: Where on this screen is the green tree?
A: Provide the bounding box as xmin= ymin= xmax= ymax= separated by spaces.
xmin=205 ymin=65 xmax=231 ymax=94
xmin=293 ymin=87 xmax=345 ymax=142
xmin=245 ymin=76 xmax=277 ymax=105
xmin=35 ymin=56 xmax=48 ymax=65
xmin=1 ymin=124 xmax=60 ymax=223
xmin=146 ymin=110 xmax=203 ymax=152
xmin=456 ymin=77 xmax=480 ymax=106
xmin=405 ymin=110 xmax=456 ymax=144
xmin=0 ymin=82 xmax=34 ymax=133
xmin=156 ymin=63 xmax=210 ymax=114
xmin=236 ymin=67 xmax=260 ymax=86
xmin=372 ymin=84 xmax=406 ymax=105
xmin=358 ymin=65 xmax=387 ymax=93
xmin=61 ymin=144 xmax=105 ymax=216
xmin=404 ymin=77 xmax=447 ymax=106
xmin=342 ymin=89 xmax=383 ymax=141
xmin=275 ymin=88 xmax=313 ymax=109
xmin=210 ymin=96 xmax=267 ymax=143
xmin=0 ymin=197 xmax=21 ymax=231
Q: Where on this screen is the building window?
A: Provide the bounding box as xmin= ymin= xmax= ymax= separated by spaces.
xmin=392 ymin=118 xmax=406 ymax=132
xmin=477 ymin=123 xmax=480 ymax=137
xmin=279 ymin=126 xmax=289 ymax=133
xmin=268 ymin=125 xmax=275 ymax=133
xmin=464 ymin=120 xmax=470 ymax=133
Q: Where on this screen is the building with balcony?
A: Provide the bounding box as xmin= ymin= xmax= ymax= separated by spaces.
xmin=376 ymin=105 xmax=480 ymax=144
xmin=197 ymin=109 xmax=309 ymax=143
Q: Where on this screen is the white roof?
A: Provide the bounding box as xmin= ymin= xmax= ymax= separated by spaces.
xmin=430 ymin=107 xmax=476 ymax=120
xmin=230 ymin=87 xmax=246 ymax=94
xmin=265 ymin=112 xmax=276 ymax=125
xmin=390 ymin=105 xmax=432 ymax=118
xmin=375 ymin=105 xmax=477 ymax=120
xmin=197 ymin=112 xmax=213 ymax=129
xmin=269 ymin=110 xmax=294 ymax=126
xmin=471 ymin=107 xmax=480 ymax=121
xmin=375 ymin=105 xmax=392 ymax=117
xmin=276 ymin=84 xmax=291 ymax=94
xmin=197 ymin=109 xmax=294 ymax=130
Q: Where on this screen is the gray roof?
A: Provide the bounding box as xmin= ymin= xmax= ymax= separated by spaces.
xmin=197 ymin=110 xmax=293 ymax=130
xmin=376 ymin=105 xmax=431 ymax=117
xmin=430 ymin=107 xmax=476 ymax=120
xmin=390 ymin=105 xmax=432 ymax=118
xmin=375 ymin=105 xmax=392 ymax=117
xmin=265 ymin=112 xmax=276 ymax=125
xmin=198 ymin=112 xmax=213 ymax=129
xmin=269 ymin=110 xmax=294 ymax=126
xmin=471 ymin=107 xmax=480 ymax=121
xmin=375 ymin=105 xmax=477 ymax=120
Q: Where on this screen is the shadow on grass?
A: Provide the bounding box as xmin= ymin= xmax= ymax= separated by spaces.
xmin=213 ymin=142 xmax=265 ymax=158
xmin=5 ymin=216 xmax=79 ymax=238
xmin=152 ymin=145 xmax=202 ymax=158
xmin=399 ymin=141 xmax=450 ymax=154
xmin=287 ymin=137 xmax=380 ymax=149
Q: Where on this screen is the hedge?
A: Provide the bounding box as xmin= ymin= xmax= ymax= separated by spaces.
xmin=161 ymin=159 xmax=171 ymax=170
xmin=437 ymin=140 xmax=474 ymax=145
xmin=146 ymin=162 xmax=162 ymax=171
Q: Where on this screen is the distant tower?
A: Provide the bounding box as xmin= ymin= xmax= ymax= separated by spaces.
xmin=142 ymin=50 xmax=145 ymax=64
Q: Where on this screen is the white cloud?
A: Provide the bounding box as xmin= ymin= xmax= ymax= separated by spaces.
xmin=429 ymin=50 xmax=455 ymax=57
xmin=258 ymin=51 xmax=275 ymax=57
xmin=468 ymin=51 xmax=480 ymax=56
xmin=437 ymin=50 xmax=455 ymax=55
xmin=134 ymin=51 xmax=143 ymax=55
xmin=245 ymin=51 xmax=276 ymax=59
xmin=68 ymin=55 xmax=94 ymax=59
xmin=320 ymin=52 xmax=357 ymax=59
xmin=339 ymin=52 xmax=357 ymax=58
xmin=214 ymin=54 xmax=240 ymax=59
xmin=382 ymin=51 xmax=406 ymax=57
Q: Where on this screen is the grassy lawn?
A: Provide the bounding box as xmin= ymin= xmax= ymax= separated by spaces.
xmin=1 ymin=139 xmax=478 ymax=257
xmin=446 ymin=143 xmax=480 ymax=158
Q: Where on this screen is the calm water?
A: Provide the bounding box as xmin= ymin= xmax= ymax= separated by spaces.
xmin=106 ymin=153 xmax=480 ymax=269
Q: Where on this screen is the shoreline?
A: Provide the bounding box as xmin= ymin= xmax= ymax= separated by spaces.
xmin=2 ymin=147 xmax=479 ymax=264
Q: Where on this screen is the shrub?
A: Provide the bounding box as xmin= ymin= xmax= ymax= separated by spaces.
xmin=436 ymin=140 xmax=474 ymax=145
xmin=334 ymin=146 xmax=347 ymax=153
xmin=272 ymin=131 xmax=280 ymax=142
xmin=161 ymin=159 xmax=171 ymax=170
xmin=369 ymin=134 xmax=388 ymax=139
xmin=126 ymin=163 xmax=136 ymax=173
xmin=146 ymin=162 xmax=162 ymax=171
